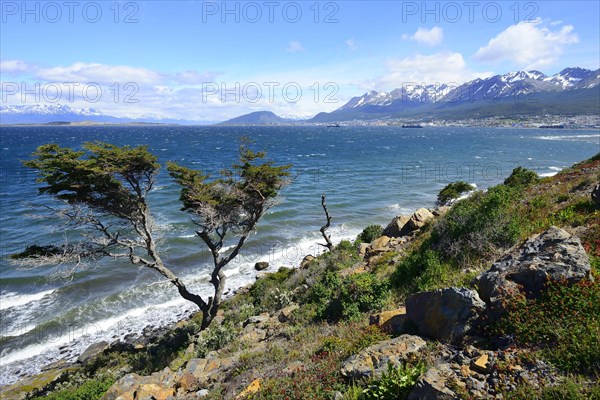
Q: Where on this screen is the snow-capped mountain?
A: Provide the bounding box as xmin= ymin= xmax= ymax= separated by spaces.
xmin=0 ymin=104 xmax=210 ymax=125
xmin=311 ymin=67 xmax=600 ymax=122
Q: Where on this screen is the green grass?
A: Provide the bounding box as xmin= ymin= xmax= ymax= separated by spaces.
xmin=29 ymin=378 xmax=114 ymax=400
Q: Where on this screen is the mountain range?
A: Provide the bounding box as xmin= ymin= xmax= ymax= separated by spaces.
xmin=309 ymin=67 xmax=600 ymax=122
xmin=1 ymin=67 xmax=598 ymax=125
xmin=0 ymin=104 xmax=208 ymax=125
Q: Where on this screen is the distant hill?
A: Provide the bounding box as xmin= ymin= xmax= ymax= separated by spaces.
xmin=218 ymin=111 xmax=293 ymax=125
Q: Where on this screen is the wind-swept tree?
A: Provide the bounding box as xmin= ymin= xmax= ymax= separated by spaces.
xmin=23 ymin=141 xmax=290 ymax=329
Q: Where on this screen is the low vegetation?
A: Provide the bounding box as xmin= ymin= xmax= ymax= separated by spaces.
xmin=15 ymin=152 xmax=600 ymax=400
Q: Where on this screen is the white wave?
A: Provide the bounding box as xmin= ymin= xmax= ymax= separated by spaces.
xmin=535 ymin=134 xmax=600 ymax=141
xmin=540 ymin=172 xmax=559 ymax=177
xmin=548 ymin=166 xmax=563 ymax=171
xmin=0 ymin=289 xmax=56 ymax=311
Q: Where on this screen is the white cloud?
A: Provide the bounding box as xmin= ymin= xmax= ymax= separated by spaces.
xmin=407 ymin=27 xmax=444 ymax=46
xmin=173 ymin=70 xmax=223 ymax=85
xmin=345 ymin=39 xmax=357 ymax=50
xmin=376 ymin=52 xmax=492 ymax=88
xmin=0 ymin=59 xmax=33 ymax=74
xmin=36 ymin=62 xmax=163 ymax=84
xmin=285 ymin=41 xmax=305 ymax=53
xmin=474 ymin=20 xmax=579 ymax=69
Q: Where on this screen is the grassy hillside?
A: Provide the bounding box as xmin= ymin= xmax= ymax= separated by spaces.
xmin=7 ymin=153 xmax=599 ymax=400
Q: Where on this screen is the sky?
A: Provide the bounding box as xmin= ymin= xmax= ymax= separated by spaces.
xmin=1 ymin=0 xmax=599 ymax=122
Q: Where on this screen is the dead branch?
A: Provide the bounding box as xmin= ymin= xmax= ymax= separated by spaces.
xmin=319 ymin=193 xmax=333 ymax=251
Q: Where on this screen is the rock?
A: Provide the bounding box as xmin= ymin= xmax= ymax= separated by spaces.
xmin=278 ymin=303 xmax=299 ymax=323
xmin=432 ymin=206 xmax=451 ymax=217
xmin=340 ymin=334 xmax=426 ymax=380
xmin=369 ymin=235 xmax=391 ymax=253
xmin=471 ymin=354 xmax=492 ymax=374
xmin=300 ymin=255 xmax=315 ymax=269
xmin=175 ymin=372 xmax=199 ymax=392
xmin=406 ymin=287 xmax=486 ymax=342
xmin=383 ymin=215 xmax=410 ymax=238
xmin=369 ymin=307 xmax=408 ymax=335
xmin=254 ymin=261 xmax=269 ymax=271
xmin=236 ymin=378 xmax=262 ymax=399
xmin=283 ymin=361 xmax=304 ymax=375
xmin=358 ymin=242 xmax=370 ymax=256
xmin=77 ymin=341 xmax=109 ymax=364
xmin=592 ymin=183 xmax=600 ymax=207
xmin=243 ymin=315 xmax=269 ymax=327
xmin=196 ymin=389 xmax=210 ymax=397
xmin=102 ymin=372 xmax=176 ymax=400
xmin=408 ymin=363 xmax=456 ymax=400
xmin=403 ymin=208 xmax=435 ymax=235
xmin=474 ymin=226 xmax=593 ymax=315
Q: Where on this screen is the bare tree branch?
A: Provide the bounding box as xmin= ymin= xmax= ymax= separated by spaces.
xmin=319 ymin=193 xmax=333 ymax=251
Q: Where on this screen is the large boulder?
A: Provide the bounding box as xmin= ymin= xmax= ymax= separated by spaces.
xmin=340 ymin=335 xmax=426 ymax=380
xmin=474 ymin=226 xmax=592 ymax=313
xmin=401 ymin=208 xmax=435 ymax=236
xmin=383 ymin=215 xmax=410 ymax=238
xmin=406 ymin=288 xmax=486 ymax=342
xmin=102 ymin=368 xmax=176 ymax=400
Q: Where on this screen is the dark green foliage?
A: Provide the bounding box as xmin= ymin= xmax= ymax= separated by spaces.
xmin=437 ymin=181 xmax=475 ymax=205
xmin=30 ymin=378 xmax=114 ymax=400
xmin=167 ymin=143 xmax=291 ymax=236
xmin=490 ymin=278 xmax=600 ymax=375
xmin=307 ymin=271 xmax=390 ymax=322
xmin=358 ymin=225 xmax=383 ymax=243
xmin=432 ymin=185 xmax=522 ymax=263
xmin=360 ymin=361 xmax=426 ymax=400
xmin=24 ymin=142 xmax=159 ymax=219
xmin=196 ymin=321 xmax=238 ymax=358
xmin=504 ymin=166 xmax=539 ymax=188
xmin=249 ymin=267 xmax=294 ymax=312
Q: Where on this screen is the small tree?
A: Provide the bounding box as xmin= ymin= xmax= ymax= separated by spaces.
xmin=23 ymin=141 xmax=290 ymax=329
xmin=167 ymin=144 xmax=291 ymax=327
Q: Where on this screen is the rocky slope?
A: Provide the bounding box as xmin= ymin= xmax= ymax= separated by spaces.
xmin=2 ymin=154 xmax=599 ymax=400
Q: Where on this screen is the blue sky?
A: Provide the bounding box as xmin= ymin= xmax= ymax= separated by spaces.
xmin=1 ymin=1 xmax=599 ymax=121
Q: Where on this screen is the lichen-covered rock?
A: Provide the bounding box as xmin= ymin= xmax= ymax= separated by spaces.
xmin=340 ymin=334 xmax=426 ymax=380
xmin=406 ymin=288 xmax=486 ymax=342
xmin=101 ymin=369 xmax=176 ymax=400
xmin=408 ymin=363 xmax=456 ymax=400
xmin=474 ymin=226 xmax=592 ymax=314
xmin=383 ymin=215 xmax=410 ymax=238
xmin=369 ymin=307 xmax=408 ymax=335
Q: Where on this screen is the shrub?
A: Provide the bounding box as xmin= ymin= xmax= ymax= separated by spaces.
xmin=490 ymin=278 xmax=600 ymax=375
xmin=196 ymin=321 xmax=238 ymax=358
xmin=307 ymin=272 xmax=390 ymax=322
xmin=437 ymin=181 xmax=475 ymax=205
xmin=31 ymin=378 xmax=114 ymax=400
xmin=503 ymin=166 xmax=539 ymax=188
xmin=358 ymin=225 xmax=383 ymax=243
xmin=360 ymin=361 xmax=426 ymax=400
xmin=432 ymin=185 xmax=522 ymax=263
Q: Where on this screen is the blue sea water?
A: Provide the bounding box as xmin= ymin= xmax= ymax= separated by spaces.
xmin=0 ymin=125 xmax=598 ymax=385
